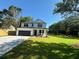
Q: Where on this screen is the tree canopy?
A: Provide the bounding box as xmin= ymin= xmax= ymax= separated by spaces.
xmin=8 ymin=5 xmax=22 ymax=18
xmin=0 ymin=5 xmax=22 ymax=29
xmin=49 ymin=16 xmax=79 ymax=36
xmin=50 ymin=0 xmax=79 ymax=36
xmin=19 ymin=16 xmax=33 ymax=22
xmin=54 ymin=0 xmax=79 ymax=17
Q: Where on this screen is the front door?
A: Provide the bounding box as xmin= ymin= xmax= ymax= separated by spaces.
xmin=34 ymin=30 xmax=37 ymax=36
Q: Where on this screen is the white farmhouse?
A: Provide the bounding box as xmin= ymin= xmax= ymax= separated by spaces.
xmin=16 ymin=19 xmax=48 ymax=37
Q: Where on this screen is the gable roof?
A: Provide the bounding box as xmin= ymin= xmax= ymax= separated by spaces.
xmin=24 ymin=19 xmax=46 ymax=24
xmin=33 ymin=19 xmax=46 ymax=24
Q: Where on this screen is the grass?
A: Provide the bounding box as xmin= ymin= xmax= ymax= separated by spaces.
xmin=1 ymin=35 xmax=79 ymax=59
xmin=32 ymin=35 xmax=79 ymax=45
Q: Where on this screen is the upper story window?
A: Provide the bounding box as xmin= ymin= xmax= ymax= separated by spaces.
xmin=32 ymin=23 xmax=33 ymax=27
xmin=24 ymin=23 xmax=28 ymax=27
xmin=38 ymin=24 xmax=42 ymax=28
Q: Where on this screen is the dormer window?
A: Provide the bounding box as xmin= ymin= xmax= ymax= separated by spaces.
xmin=32 ymin=23 xmax=33 ymax=27
xmin=24 ymin=23 xmax=28 ymax=27
xmin=38 ymin=24 xmax=42 ymax=28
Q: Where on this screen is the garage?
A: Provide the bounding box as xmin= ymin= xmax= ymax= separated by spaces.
xmin=18 ymin=31 xmax=31 ymax=36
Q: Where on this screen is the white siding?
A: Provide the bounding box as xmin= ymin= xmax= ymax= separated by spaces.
xmin=21 ymin=23 xmax=24 ymax=27
xmin=42 ymin=24 xmax=46 ymax=28
xmin=28 ymin=24 xmax=32 ymax=27
xmin=21 ymin=23 xmax=46 ymax=28
xmin=33 ymin=24 xmax=38 ymax=27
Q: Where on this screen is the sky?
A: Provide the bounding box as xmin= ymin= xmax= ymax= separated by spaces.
xmin=0 ymin=0 xmax=62 ymax=28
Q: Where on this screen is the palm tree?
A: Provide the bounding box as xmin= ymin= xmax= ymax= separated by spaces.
xmin=8 ymin=5 xmax=22 ymax=18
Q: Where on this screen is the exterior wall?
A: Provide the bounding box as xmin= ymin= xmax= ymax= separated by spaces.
xmin=0 ymin=29 xmax=16 ymax=36
xmin=21 ymin=23 xmax=32 ymax=28
xmin=33 ymin=23 xmax=46 ymax=28
xmin=16 ymin=28 xmax=47 ymax=37
xmin=42 ymin=24 xmax=46 ymax=28
xmin=16 ymin=30 xmax=19 ymax=36
xmin=21 ymin=22 xmax=46 ymax=28
xmin=43 ymin=29 xmax=47 ymax=37
xmin=0 ymin=29 xmax=8 ymax=36
xmin=28 ymin=23 xmax=32 ymax=27
xmin=9 ymin=25 xmax=16 ymax=31
xmin=21 ymin=23 xmax=24 ymax=27
xmin=36 ymin=29 xmax=39 ymax=36
xmin=33 ymin=23 xmax=38 ymax=27
xmin=30 ymin=30 xmax=33 ymax=36
xmin=16 ymin=28 xmax=34 ymax=36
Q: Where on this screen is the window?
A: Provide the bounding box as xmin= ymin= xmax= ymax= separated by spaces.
xmin=32 ymin=23 xmax=33 ymax=27
xmin=38 ymin=24 xmax=42 ymax=28
xmin=24 ymin=24 xmax=28 ymax=27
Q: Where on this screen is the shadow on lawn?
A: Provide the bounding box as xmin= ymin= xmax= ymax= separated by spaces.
xmin=1 ymin=40 xmax=79 ymax=59
xmin=51 ymin=34 xmax=79 ymax=39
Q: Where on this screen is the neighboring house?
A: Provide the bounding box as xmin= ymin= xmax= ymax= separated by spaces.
xmin=16 ymin=19 xmax=48 ymax=37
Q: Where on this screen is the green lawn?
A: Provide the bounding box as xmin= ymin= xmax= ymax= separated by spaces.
xmin=1 ymin=35 xmax=79 ymax=59
xmin=32 ymin=35 xmax=79 ymax=45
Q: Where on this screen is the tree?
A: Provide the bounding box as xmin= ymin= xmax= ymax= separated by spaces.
xmin=49 ymin=16 xmax=79 ymax=36
xmin=19 ymin=16 xmax=32 ymax=22
xmin=50 ymin=0 xmax=79 ymax=36
xmin=8 ymin=5 xmax=22 ymax=18
xmin=19 ymin=16 xmax=33 ymax=27
xmin=0 ymin=11 xmax=3 ymax=19
xmin=7 ymin=5 xmax=22 ymax=28
xmin=2 ymin=18 xmax=16 ymax=29
xmin=0 ymin=5 xmax=22 ymax=29
xmin=53 ymin=0 xmax=79 ymax=17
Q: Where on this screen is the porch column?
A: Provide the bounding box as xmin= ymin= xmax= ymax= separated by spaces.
xmin=21 ymin=23 xmax=24 ymax=27
xmin=16 ymin=30 xmax=19 ymax=36
xmin=31 ymin=30 xmax=33 ymax=36
xmin=37 ymin=30 xmax=39 ymax=36
xmin=43 ymin=30 xmax=47 ymax=37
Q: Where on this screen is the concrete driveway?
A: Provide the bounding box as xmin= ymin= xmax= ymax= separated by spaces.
xmin=0 ymin=36 xmax=30 ymax=56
